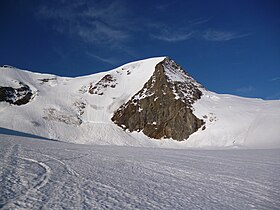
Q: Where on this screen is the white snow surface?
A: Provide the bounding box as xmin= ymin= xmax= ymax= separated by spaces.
xmin=190 ymin=90 xmax=280 ymax=148
xmin=0 ymin=57 xmax=280 ymax=148
xmin=0 ymin=134 xmax=279 ymax=209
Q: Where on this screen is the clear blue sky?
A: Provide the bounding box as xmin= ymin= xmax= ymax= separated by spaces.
xmin=1 ymin=0 xmax=280 ymax=99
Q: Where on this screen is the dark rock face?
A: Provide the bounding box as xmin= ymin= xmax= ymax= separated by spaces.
xmin=112 ymin=58 xmax=205 ymax=141
xmin=38 ymin=77 xmax=57 ymax=84
xmin=0 ymin=83 xmax=34 ymax=105
xmin=89 ymin=74 xmax=117 ymax=95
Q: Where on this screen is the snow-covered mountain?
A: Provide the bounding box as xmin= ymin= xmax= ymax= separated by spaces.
xmin=1 ymin=57 xmax=279 ymax=148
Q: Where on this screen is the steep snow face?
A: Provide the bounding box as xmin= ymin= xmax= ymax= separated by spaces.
xmin=81 ymin=57 xmax=166 ymax=123
xmin=0 ymin=57 xmax=280 ymax=149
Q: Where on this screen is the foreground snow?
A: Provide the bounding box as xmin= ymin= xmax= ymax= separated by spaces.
xmin=1 ymin=133 xmax=279 ymax=209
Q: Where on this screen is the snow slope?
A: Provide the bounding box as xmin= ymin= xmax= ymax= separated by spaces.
xmin=0 ymin=57 xmax=279 ymax=148
xmin=190 ymin=91 xmax=280 ymax=148
xmin=0 ymin=134 xmax=279 ymax=209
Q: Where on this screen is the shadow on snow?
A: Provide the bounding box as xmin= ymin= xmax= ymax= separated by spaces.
xmin=0 ymin=127 xmax=57 ymax=142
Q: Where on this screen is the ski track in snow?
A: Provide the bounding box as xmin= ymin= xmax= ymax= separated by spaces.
xmin=0 ymin=135 xmax=280 ymax=210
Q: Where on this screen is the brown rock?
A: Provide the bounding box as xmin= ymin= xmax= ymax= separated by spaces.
xmin=112 ymin=58 xmax=205 ymax=141
xmin=89 ymin=74 xmax=117 ymax=95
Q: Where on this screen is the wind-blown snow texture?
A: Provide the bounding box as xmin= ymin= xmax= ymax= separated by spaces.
xmin=0 ymin=57 xmax=280 ymax=148
xmin=0 ymin=134 xmax=279 ymax=209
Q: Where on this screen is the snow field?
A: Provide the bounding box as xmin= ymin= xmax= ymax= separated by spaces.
xmin=0 ymin=134 xmax=279 ymax=209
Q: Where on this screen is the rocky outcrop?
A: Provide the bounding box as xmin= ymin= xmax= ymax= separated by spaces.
xmin=112 ymin=58 xmax=204 ymax=141
xmin=89 ymin=74 xmax=117 ymax=95
xmin=0 ymin=83 xmax=34 ymax=105
xmin=43 ymin=108 xmax=82 ymax=126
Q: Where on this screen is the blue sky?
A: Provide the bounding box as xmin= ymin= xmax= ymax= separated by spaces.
xmin=1 ymin=0 xmax=280 ymax=99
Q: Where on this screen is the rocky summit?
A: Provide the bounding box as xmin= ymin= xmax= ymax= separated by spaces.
xmin=112 ymin=58 xmax=205 ymax=141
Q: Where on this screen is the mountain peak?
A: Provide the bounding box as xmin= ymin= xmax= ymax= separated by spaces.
xmin=161 ymin=57 xmax=204 ymax=103
xmin=112 ymin=57 xmax=205 ymax=141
